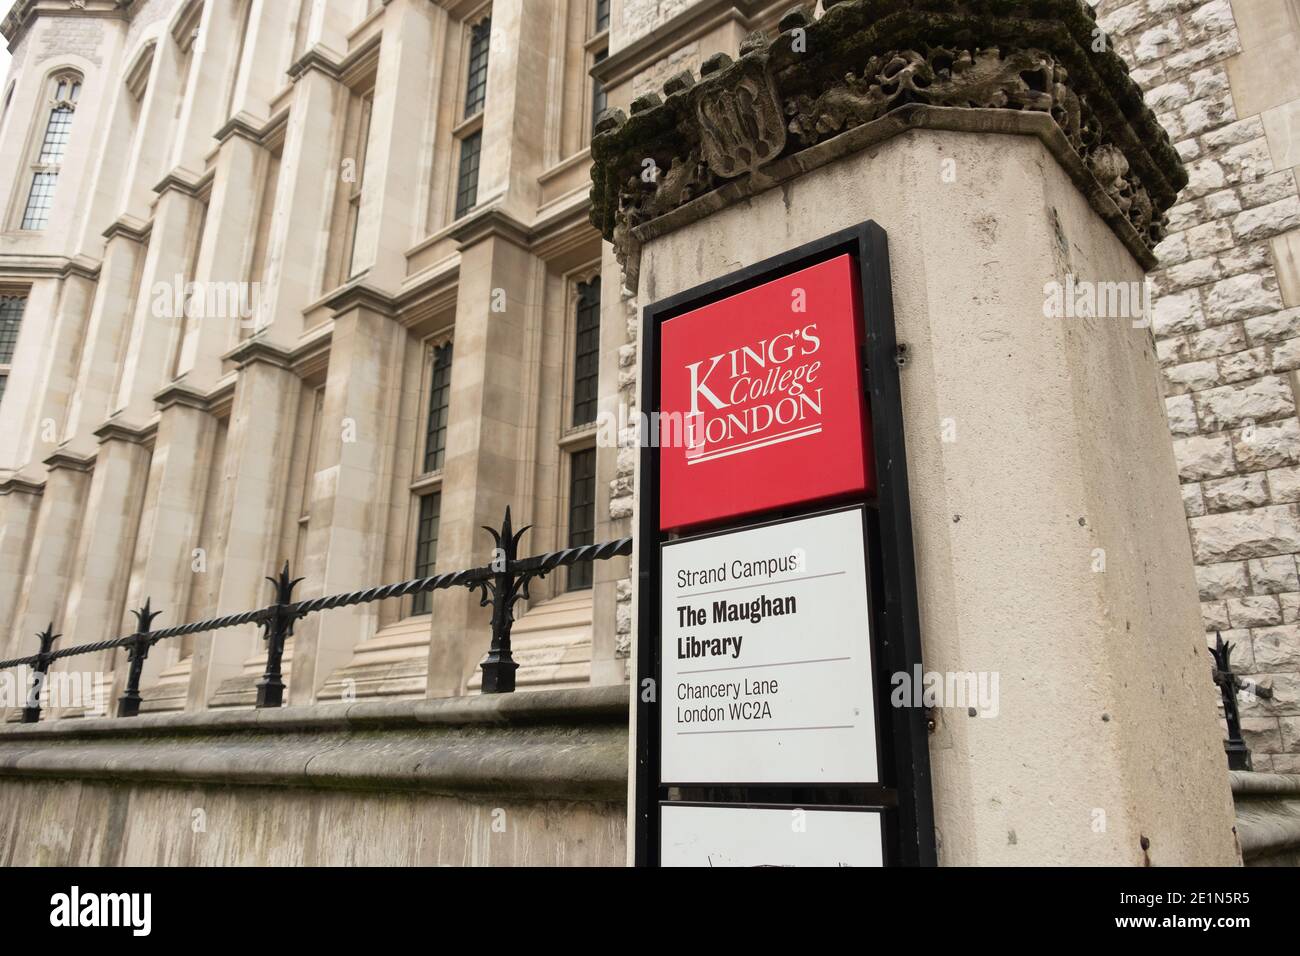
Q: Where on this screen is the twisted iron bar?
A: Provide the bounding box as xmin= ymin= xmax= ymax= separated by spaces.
xmin=0 ymin=522 xmax=634 ymax=711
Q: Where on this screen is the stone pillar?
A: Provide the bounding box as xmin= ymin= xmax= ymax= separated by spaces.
xmin=7 ymin=458 xmax=92 ymax=661
xmin=61 ymin=226 xmax=150 ymax=456
xmin=51 ymin=425 xmax=152 ymax=712
xmin=347 ymin=0 xmax=440 ymax=292
xmin=186 ymin=346 xmax=300 ymax=709
xmin=13 ymin=264 xmax=98 ymax=476
xmin=425 ymin=224 xmax=543 ymax=697
xmin=111 ymin=188 xmax=206 ymax=426
xmin=591 ymin=1 xmax=1241 ymax=865
xmin=288 ymin=289 xmax=405 ymax=703
xmin=476 ymin=0 xmax=556 ymax=221
xmin=0 ymin=482 xmax=44 ymax=659
xmin=254 ymin=67 xmax=342 ymax=342
xmin=117 ymin=393 xmax=218 ymax=694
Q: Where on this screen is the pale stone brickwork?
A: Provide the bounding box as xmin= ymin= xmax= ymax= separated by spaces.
xmin=1092 ymin=0 xmax=1300 ymax=770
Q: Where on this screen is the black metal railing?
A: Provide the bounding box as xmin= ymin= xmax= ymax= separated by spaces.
xmin=1209 ymin=630 xmax=1272 ymax=771
xmin=1 ymin=507 xmax=632 ymax=722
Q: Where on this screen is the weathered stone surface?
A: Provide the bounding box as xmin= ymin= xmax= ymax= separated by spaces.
xmin=1194 ymin=376 xmax=1294 ymax=430
xmin=1174 ymin=433 xmax=1234 ymax=479
xmin=1253 ymin=625 xmax=1300 ymax=671
xmin=0 ymin=687 xmax=630 ymax=866
xmin=1203 ymin=473 xmax=1269 ymax=512
xmin=1189 ymin=505 xmax=1300 ymax=562
xmin=1249 ymin=556 xmax=1300 ymax=594
xmin=1196 ymin=559 xmax=1252 ymax=600
xmin=1226 ymin=595 xmax=1283 ymax=628
xmin=1234 ymin=418 xmax=1300 ymax=471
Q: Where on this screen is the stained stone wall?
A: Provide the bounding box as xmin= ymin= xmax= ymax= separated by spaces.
xmin=1092 ymin=0 xmax=1300 ymax=770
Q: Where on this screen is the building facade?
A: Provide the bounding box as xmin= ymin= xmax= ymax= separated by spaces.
xmin=0 ymin=0 xmax=1297 ymax=771
xmin=0 ymin=0 xmax=641 ymax=713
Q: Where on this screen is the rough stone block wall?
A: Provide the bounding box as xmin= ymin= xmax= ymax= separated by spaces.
xmin=1093 ymin=0 xmax=1300 ymax=770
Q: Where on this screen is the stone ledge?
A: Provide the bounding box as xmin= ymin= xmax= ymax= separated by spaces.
xmin=1230 ymin=770 xmax=1300 ymax=864
xmin=0 ymin=686 xmax=630 ymax=803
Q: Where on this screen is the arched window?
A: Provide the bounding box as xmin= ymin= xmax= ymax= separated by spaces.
xmin=21 ymin=71 xmax=82 ymax=230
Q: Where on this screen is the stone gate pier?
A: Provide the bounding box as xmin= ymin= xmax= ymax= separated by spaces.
xmin=593 ymin=0 xmax=1242 ymax=865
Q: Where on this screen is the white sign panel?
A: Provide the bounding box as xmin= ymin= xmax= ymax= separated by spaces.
xmin=660 ymin=804 xmax=884 ymax=867
xmin=659 ymin=507 xmax=878 ymax=784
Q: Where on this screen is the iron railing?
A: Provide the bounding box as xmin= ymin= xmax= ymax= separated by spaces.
xmin=1209 ymin=630 xmax=1272 ymax=771
xmin=1 ymin=507 xmax=632 ymax=722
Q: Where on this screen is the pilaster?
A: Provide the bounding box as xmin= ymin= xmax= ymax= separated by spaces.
xmin=288 ymin=289 xmax=405 ymax=702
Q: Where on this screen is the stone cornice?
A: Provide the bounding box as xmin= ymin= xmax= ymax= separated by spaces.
xmin=0 ymin=254 xmax=70 ymax=279
xmin=590 ymin=0 xmax=1187 ymax=280
xmin=288 ymin=33 xmax=381 ymax=87
xmin=43 ymin=449 xmax=96 ymax=474
xmin=152 ymin=166 xmax=213 ymax=201
xmin=223 ymin=336 xmax=297 ymax=371
xmin=323 ymin=280 xmax=399 ymax=319
xmin=593 ymin=0 xmax=765 ymax=90
xmin=60 ymin=255 xmax=101 ymax=282
xmin=101 ymin=215 xmax=152 ymax=245
xmin=0 ymin=475 xmax=44 ymax=498
xmin=93 ymin=418 xmax=157 ymax=446
xmin=152 ymin=381 xmax=211 ymax=413
xmin=447 ymin=205 xmax=535 ymax=251
xmin=1 ymin=0 xmax=127 ymax=48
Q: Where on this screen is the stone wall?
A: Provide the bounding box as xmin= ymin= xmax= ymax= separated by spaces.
xmin=0 ymin=687 xmax=628 ymax=866
xmin=1092 ymin=0 xmax=1300 ymax=771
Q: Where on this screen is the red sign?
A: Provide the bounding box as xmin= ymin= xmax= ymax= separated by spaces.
xmin=658 ymin=254 xmax=874 ymax=531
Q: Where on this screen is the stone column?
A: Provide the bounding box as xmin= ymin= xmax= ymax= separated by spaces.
xmin=475 ymin=0 xmax=556 ymax=222
xmin=254 ymin=67 xmax=342 ymax=343
xmin=51 ymin=424 xmax=153 ymax=713
xmin=424 ymin=223 xmax=543 ymax=697
xmin=346 ymin=0 xmax=439 ymax=292
xmin=0 ymin=481 xmax=44 ymax=659
xmin=287 ymin=289 xmax=405 ymax=703
xmin=61 ymin=226 xmax=150 ymax=455
xmin=12 ymin=264 xmax=98 ymax=475
xmin=592 ymin=1 xmax=1241 ymax=865
xmin=7 ymin=457 xmax=92 ymax=662
xmin=116 ymin=392 xmax=218 ymax=694
xmin=186 ymin=346 xmax=300 ymax=709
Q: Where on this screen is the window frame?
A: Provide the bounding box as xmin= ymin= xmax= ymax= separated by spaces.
xmin=407 ymin=328 xmax=454 ymax=617
xmin=19 ymin=69 xmax=83 ymax=231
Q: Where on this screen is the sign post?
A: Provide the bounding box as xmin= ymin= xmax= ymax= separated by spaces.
xmin=634 ymin=222 xmax=935 ymax=866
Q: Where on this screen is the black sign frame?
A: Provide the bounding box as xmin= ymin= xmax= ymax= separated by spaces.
xmin=634 ymin=221 xmax=936 ymax=866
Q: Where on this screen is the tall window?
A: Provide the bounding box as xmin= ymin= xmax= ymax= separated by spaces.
xmin=0 ymin=295 xmax=27 ymax=411
xmin=411 ymin=492 xmax=442 ymax=614
xmin=572 ymin=277 xmax=601 ymax=425
xmin=594 ymin=0 xmax=610 ymax=33
xmin=463 ymin=17 xmax=491 ymax=118
xmin=423 ymin=342 xmax=453 ymax=473
xmin=22 ymin=73 xmax=81 ymax=230
xmin=567 ymin=449 xmax=597 ymax=590
xmin=455 ymin=132 xmax=482 ymax=220
xmin=345 ymin=90 xmax=376 ymax=279
xmin=591 ymin=49 xmax=608 ymax=134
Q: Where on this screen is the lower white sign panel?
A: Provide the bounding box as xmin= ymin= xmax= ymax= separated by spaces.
xmin=661 ymin=804 xmax=884 ymax=867
xmin=660 ymin=507 xmax=878 ymax=784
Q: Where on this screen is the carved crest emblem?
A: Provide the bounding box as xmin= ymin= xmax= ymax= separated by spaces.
xmin=696 ymin=59 xmax=786 ymax=179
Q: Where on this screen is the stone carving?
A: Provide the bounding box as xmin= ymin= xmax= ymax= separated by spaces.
xmin=697 ymin=58 xmax=786 ymax=179
xmin=590 ymin=0 xmax=1189 ymax=275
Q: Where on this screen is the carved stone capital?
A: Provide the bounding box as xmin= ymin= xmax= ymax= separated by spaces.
xmin=590 ymin=0 xmax=1186 ymax=285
